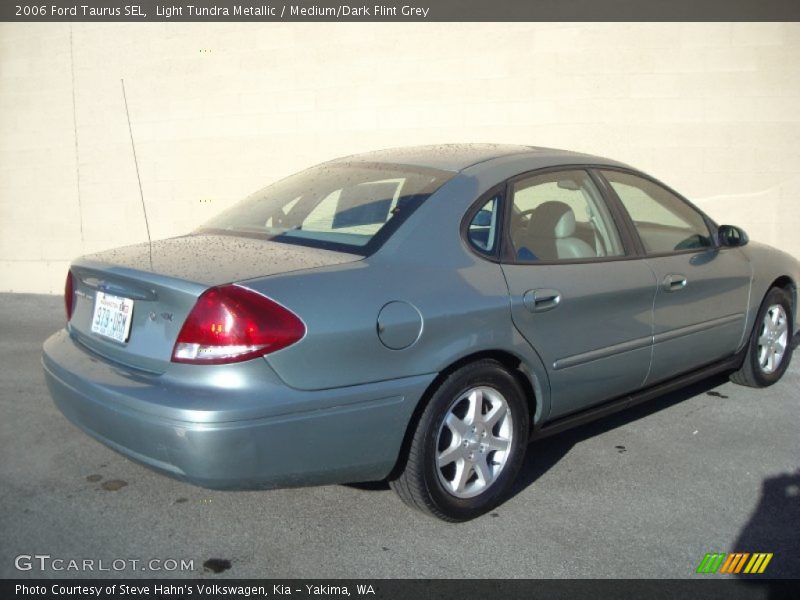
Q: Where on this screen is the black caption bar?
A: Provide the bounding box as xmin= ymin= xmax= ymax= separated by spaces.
xmin=4 ymin=579 xmax=800 ymax=600
xmin=2 ymin=0 xmax=800 ymax=22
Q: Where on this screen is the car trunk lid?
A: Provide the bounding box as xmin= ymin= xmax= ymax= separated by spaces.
xmin=79 ymin=233 xmax=361 ymax=286
xmin=67 ymin=233 xmax=360 ymax=373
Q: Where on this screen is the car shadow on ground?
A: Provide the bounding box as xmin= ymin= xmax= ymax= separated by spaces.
xmin=345 ymin=480 xmax=392 ymax=491
xmin=348 ymin=373 xmax=733 ymax=496
xmin=732 ymin=470 xmax=800 ymax=593
xmin=507 ymin=373 xmax=732 ymax=500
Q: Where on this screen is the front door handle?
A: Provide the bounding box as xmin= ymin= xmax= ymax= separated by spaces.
xmin=663 ymin=274 xmax=688 ymax=292
xmin=523 ymin=289 xmax=562 ymax=313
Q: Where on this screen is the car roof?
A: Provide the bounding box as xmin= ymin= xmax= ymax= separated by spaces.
xmin=329 ymin=143 xmax=628 ymax=173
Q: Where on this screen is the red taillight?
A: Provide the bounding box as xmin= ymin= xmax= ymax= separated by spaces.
xmin=171 ymin=285 xmax=305 ymax=365
xmin=65 ymin=270 xmax=75 ymax=321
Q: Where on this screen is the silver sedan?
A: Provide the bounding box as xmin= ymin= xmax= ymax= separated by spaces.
xmin=43 ymin=144 xmax=799 ymax=521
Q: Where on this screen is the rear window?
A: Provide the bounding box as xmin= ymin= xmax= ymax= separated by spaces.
xmin=201 ymin=162 xmax=453 ymax=254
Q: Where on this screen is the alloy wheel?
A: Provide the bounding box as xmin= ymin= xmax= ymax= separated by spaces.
xmin=435 ymin=386 xmax=514 ymax=499
xmin=757 ymin=304 xmax=789 ymax=374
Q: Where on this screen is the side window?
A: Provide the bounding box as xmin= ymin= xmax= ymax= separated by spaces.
xmin=602 ymin=171 xmax=713 ymax=254
xmin=467 ymin=194 xmax=501 ymax=254
xmin=510 ymin=170 xmax=624 ymax=262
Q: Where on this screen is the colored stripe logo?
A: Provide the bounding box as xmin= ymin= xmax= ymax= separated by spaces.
xmin=697 ymin=552 xmax=773 ymax=574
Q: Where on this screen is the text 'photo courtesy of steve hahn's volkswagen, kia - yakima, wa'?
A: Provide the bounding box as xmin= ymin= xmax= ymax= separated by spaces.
xmin=42 ymin=144 xmax=799 ymax=521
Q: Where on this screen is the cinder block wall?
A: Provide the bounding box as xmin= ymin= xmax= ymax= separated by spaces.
xmin=1 ymin=22 xmax=798 ymax=293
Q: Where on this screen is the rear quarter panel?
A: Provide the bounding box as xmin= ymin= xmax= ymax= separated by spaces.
xmin=239 ymin=173 xmax=553 ymax=420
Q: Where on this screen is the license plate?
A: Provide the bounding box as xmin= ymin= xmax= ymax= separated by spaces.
xmin=91 ymin=291 xmax=134 ymax=343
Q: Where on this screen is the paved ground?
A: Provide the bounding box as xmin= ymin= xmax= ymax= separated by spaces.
xmin=1 ymin=293 xmax=798 ymax=580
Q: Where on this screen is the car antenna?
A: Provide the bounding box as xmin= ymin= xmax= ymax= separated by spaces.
xmin=121 ymin=78 xmax=153 ymax=270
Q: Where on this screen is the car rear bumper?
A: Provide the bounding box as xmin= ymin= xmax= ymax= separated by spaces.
xmin=42 ymin=329 xmax=434 ymax=490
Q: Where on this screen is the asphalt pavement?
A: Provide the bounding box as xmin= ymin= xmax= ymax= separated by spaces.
xmin=1 ymin=293 xmax=798 ymax=580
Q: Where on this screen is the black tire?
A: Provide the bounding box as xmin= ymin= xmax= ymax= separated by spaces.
xmin=390 ymin=359 xmax=530 ymax=522
xmin=731 ymin=287 xmax=794 ymax=387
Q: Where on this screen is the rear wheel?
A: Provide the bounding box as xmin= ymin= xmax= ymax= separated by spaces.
xmin=390 ymin=359 xmax=529 ymax=521
xmin=731 ymin=287 xmax=794 ymax=387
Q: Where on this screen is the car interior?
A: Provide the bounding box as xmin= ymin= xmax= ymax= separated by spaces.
xmin=467 ymin=172 xmax=624 ymax=261
xmin=513 ymin=201 xmax=596 ymax=261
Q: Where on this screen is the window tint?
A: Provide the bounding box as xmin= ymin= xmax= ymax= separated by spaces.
xmin=509 ymin=170 xmax=624 ymax=262
xmin=602 ymin=170 xmax=713 ymax=254
xmin=467 ymin=195 xmax=501 ymax=254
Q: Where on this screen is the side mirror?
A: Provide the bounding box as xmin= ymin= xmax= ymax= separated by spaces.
xmin=718 ymin=224 xmax=749 ymax=247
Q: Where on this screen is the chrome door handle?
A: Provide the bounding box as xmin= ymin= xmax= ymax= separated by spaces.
xmin=523 ymin=289 xmax=562 ymax=313
xmin=663 ymin=274 xmax=688 ymax=292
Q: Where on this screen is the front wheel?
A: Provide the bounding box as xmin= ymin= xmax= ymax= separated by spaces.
xmin=731 ymin=287 xmax=794 ymax=387
xmin=390 ymin=359 xmax=530 ymax=521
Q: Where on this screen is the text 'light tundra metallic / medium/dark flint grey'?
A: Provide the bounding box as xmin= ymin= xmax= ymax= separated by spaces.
xmin=42 ymin=144 xmax=800 ymax=521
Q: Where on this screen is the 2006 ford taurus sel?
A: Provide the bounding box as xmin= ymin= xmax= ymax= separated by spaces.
xmin=43 ymin=144 xmax=799 ymax=521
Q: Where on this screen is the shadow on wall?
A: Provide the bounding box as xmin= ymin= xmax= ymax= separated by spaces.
xmin=732 ymin=470 xmax=800 ymax=598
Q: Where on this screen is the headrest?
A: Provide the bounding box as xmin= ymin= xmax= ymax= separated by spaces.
xmin=530 ymin=201 xmax=576 ymax=239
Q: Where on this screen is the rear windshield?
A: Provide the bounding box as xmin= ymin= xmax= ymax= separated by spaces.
xmin=200 ymin=162 xmax=453 ymax=254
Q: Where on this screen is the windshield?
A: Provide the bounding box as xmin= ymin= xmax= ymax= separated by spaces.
xmin=200 ymin=162 xmax=453 ymax=254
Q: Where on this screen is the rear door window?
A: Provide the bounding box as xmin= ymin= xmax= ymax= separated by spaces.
xmin=508 ymin=170 xmax=625 ymax=262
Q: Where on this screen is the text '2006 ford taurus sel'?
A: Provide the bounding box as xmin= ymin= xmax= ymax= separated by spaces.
xmin=43 ymin=144 xmax=799 ymax=521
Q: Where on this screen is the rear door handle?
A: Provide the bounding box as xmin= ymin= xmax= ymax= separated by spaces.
xmin=523 ymin=289 xmax=562 ymax=313
xmin=662 ymin=274 xmax=688 ymax=292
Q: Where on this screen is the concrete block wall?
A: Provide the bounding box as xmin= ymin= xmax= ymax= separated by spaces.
xmin=1 ymin=22 xmax=798 ymax=293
